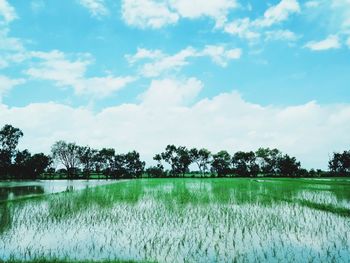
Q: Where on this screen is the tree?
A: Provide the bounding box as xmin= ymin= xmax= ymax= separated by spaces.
xmin=112 ymin=151 xmax=145 ymax=179
xmin=13 ymin=150 xmax=32 ymax=179
xmin=176 ymin=146 xmax=192 ymax=177
xmin=51 ymin=141 xmax=80 ymax=178
xmin=0 ymin=125 xmax=23 ymax=154
xmin=190 ymin=148 xmax=211 ymax=177
xmin=277 ymin=154 xmax=301 ymax=177
xmin=158 ymin=145 xmax=192 ymax=177
xmin=255 ymin=148 xmax=281 ymax=175
xmin=77 ymin=146 xmax=97 ymax=179
xmin=13 ymin=151 xmax=51 ymax=180
xmin=28 ymin=153 xmax=52 ymax=179
xmin=146 ymin=166 xmax=164 ymax=178
xmin=153 ymin=153 xmax=165 ymax=176
xmin=232 ymin=151 xmax=259 ymax=177
xmin=211 ymin=151 xmax=231 ymax=177
xmin=0 ymin=150 xmax=11 ymax=179
xmin=160 ymin=145 xmax=179 ymax=176
xmin=329 ymin=151 xmax=350 ymax=176
xmin=96 ymin=148 xmax=115 ymax=177
xmin=0 ymin=125 xmax=23 ymax=178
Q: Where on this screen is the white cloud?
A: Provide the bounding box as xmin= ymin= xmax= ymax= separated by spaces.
xmin=265 ymin=30 xmax=299 ymax=42
xmin=121 ymin=0 xmax=238 ymax=29
xmin=127 ymin=45 xmax=242 ymax=77
xmin=305 ymin=1 xmax=320 ymax=8
xmin=78 ymin=0 xmax=109 ymax=17
xmin=125 ymin=48 xmax=164 ymax=64
xmin=0 ymin=0 xmax=17 ymax=23
xmin=254 ymin=0 xmax=300 ymax=27
xmin=25 ymin=50 xmax=135 ymax=98
xmin=0 ymin=29 xmax=26 ymax=68
xmin=140 ymin=78 xmax=203 ymax=107
xmin=169 ymin=0 xmax=238 ymax=27
xmin=331 ymin=0 xmax=350 ymax=33
xmin=224 ymin=18 xmax=260 ymax=40
xmin=224 ymin=0 xmax=300 ymax=42
xmin=1 ymin=78 xmax=349 ymax=170
xmin=121 ymin=0 xmax=179 ymax=29
xmin=141 ymin=47 xmax=197 ymax=77
xmin=304 ymin=35 xmax=341 ymax=51
xmin=201 ymin=45 xmax=242 ymax=67
xmin=0 ymin=75 xmax=25 ymax=102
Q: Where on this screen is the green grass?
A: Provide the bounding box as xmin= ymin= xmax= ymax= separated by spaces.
xmin=0 ymin=178 xmax=349 ymax=262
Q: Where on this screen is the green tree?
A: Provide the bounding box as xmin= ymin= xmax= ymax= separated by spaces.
xmin=329 ymin=151 xmax=350 ymax=176
xmin=28 ymin=153 xmax=52 ymax=179
xmin=211 ymin=151 xmax=231 ymax=177
xmin=13 ymin=150 xmax=31 ymax=179
xmin=232 ymin=151 xmax=259 ymax=177
xmin=96 ymin=148 xmax=115 ymax=178
xmin=0 ymin=125 xmax=23 ymax=178
xmin=77 ymin=146 xmax=98 ymax=179
xmin=190 ymin=148 xmax=211 ymax=177
xmin=159 ymin=145 xmax=192 ymax=177
xmin=51 ymin=141 xmax=80 ymax=178
xmin=255 ymin=148 xmax=281 ymax=175
xmin=0 ymin=124 xmax=23 ymax=154
xmin=277 ymin=154 xmax=301 ymax=177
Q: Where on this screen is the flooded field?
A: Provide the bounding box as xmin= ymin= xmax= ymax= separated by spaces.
xmin=0 ymin=178 xmax=349 ymax=262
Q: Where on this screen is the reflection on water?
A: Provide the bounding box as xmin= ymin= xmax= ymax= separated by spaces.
xmin=0 ymin=179 xmax=349 ymax=262
xmin=0 ymin=180 xmax=114 ymax=201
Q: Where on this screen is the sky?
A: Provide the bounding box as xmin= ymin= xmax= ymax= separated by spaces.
xmin=0 ymin=0 xmax=350 ymax=169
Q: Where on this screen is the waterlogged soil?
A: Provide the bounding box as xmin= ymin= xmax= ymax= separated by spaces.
xmin=0 ymin=178 xmax=349 ymax=262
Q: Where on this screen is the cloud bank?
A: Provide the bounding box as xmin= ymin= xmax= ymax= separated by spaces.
xmin=1 ymin=78 xmax=349 ymax=170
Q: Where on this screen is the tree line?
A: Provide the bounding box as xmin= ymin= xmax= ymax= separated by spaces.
xmin=0 ymin=124 xmax=350 ymax=180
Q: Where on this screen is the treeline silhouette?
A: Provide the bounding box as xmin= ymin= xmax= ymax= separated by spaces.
xmin=0 ymin=124 xmax=349 ymax=180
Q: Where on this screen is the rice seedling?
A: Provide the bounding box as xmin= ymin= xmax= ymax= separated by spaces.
xmin=0 ymin=178 xmax=349 ymax=262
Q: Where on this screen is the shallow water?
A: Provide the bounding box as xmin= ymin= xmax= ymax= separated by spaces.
xmin=0 ymin=178 xmax=349 ymax=262
xmin=0 ymin=180 xmax=115 ymax=201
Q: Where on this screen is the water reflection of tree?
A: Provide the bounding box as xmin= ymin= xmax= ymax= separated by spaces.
xmin=0 ymin=186 xmax=45 ymax=201
xmin=0 ymin=203 xmax=11 ymax=234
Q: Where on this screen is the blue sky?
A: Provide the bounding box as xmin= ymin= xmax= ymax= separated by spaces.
xmin=1 ymin=0 xmax=350 ymax=169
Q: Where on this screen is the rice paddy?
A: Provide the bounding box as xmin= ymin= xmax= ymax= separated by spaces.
xmin=0 ymin=178 xmax=349 ymax=262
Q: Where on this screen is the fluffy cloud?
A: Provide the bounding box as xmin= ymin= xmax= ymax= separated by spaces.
xmin=224 ymin=0 xmax=300 ymax=42
xmin=126 ymin=45 xmax=242 ymax=77
xmin=0 ymin=75 xmax=25 ymax=102
xmin=140 ymin=78 xmax=203 ymax=107
xmin=224 ymin=18 xmax=260 ymax=40
xmin=304 ymin=35 xmax=341 ymax=51
xmin=140 ymin=47 xmax=197 ymax=77
xmin=254 ymin=0 xmax=300 ymax=28
xmin=0 ymin=77 xmax=349 ymax=170
xmin=121 ymin=0 xmax=237 ymax=29
xmin=0 ymin=0 xmax=17 ymax=23
xmin=25 ymin=50 xmax=135 ymax=98
xmin=121 ymin=0 xmax=179 ymax=29
xmin=0 ymin=29 xmax=26 ymax=68
xmin=201 ymin=45 xmax=242 ymax=67
xmin=169 ymin=0 xmax=238 ymax=27
xmin=305 ymin=1 xmax=320 ymax=8
xmin=265 ymin=30 xmax=299 ymax=42
xmin=78 ymin=0 xmax=109 ymax=17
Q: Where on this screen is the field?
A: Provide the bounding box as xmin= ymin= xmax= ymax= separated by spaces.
xmin=0 ymin=178 xmax=349 ymax=262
